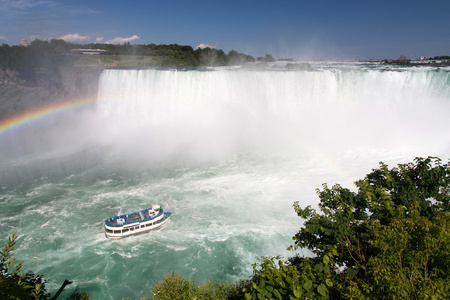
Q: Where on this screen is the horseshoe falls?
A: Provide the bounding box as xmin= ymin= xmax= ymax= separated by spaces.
xmin=1 ymin=63 xmax=449 ymax=299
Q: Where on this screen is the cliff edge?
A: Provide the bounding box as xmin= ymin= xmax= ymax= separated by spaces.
xmin=0 ymin=65 xmax=104 ymax=121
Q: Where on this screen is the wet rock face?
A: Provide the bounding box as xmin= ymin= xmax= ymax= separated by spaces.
xmin=0 ymin=66 xmax=104 ymax=121
xmin=0 ymin=67 xmax=26 ymax=85
xmin=58 ymin=66 xmax=104 ymax=99
xmin=0 ymin=83 xmax=60 ymax=120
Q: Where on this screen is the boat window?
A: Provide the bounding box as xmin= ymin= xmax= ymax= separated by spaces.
xmin=122 ymin=228 xmax=129 ymax=232
xmin=130 ymin=227 xmax=134 ymax=231
xmin=113 ymin=230 xmax=121 ymax=234
xmin=105 ymin=228 xmax=113 ymax=233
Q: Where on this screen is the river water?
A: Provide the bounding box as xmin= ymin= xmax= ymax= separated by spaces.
xmin=1 ymin=62 xmax=449 ymax=299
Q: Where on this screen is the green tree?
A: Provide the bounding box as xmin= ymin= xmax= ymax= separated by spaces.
xmin=0 ymin=232 xmax=49 ymax=299
xmin=198 ymin=47 xmax=227 ymax=66
xmin=1 ymin=233 xmax=90 ymax=300
xmin=148 ymin=157 xmax=449 ymax=299
xmin=0 ymin=40 xmax=261 ymax=70
xmin=349 ymin=206 xmax=450 ymax=299
xmin=151 ymin=272 xmax=194 ymax=300
xmin=256 ymin=54 xmax=275 ymax=63
xmin=386 ymin=55 xmax=410 ymax=65
xmin=240 ymin=255 xmax=335 ymax=300
xmin=226 ymin=50 xmax=255 ymax=65
xmin=290 ymin=156 xmax=450 ymax=299
xmin=151 ymin=271 xmax=238 ymax=300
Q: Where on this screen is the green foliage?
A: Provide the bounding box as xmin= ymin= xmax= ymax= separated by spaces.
xmin=256 ymin=54 xmax=275 ymax=63
xmin=0 ymin=232 xmax=49 ymax=300
xmin=66 ymin=286 xmax=91 ymax=300
xmin=352 ymin=208 xmax=450 ymax=299
xmin=198 ymin=47 xmax=226 ymax=66
xmin=148 ymin=157 xmax=449 ymax=299
xmin=226 ymin=50 xmax=255 ymax=66
xmin=150 ymin=271 xmax=239 ymax=300
xmin=385 ymin=55 xmax=410 ymax=65
xmin=291 ymin=156 xmax=450 ymax=299
xmin=0 ymin=39 xmax=78 ymax=86
xmin=431 ymin=55 xmax=450 ymax=60
xmin=1 ymin=232 xmax=90 ymax=299
xmin=151 ymin=272 xmax=195 ymax=300
xmin=0 ymin=40 xmax=257 ymax=72
xmin=241 ymin=254 xmax=336 ymax=300
xmin=3 ymin=154 xmax=447 ymax=300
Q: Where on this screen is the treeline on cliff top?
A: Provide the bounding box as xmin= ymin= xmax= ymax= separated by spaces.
xmin=0 ymin=39 xmax=272 ymax=71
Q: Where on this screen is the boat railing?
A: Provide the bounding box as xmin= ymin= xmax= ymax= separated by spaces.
xmin=105 ymin=209 xmax=164 ymax=227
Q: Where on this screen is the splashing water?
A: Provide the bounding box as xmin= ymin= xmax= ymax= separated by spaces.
xmin=1 ymin=63 xmax=449 ymax=299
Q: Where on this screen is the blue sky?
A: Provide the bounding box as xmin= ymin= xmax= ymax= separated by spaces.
xmin=1 ymin=0 xmax=450 ymax=59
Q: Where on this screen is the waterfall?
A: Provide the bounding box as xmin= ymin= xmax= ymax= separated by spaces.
xmin=1 ymin=65 xmax=449 ymax=300
xmin=96 ymin=68 xmax=450 ymax=161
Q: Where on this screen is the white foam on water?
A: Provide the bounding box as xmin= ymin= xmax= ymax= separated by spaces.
xmin=1 ymin=64 xmax=449 ymax=299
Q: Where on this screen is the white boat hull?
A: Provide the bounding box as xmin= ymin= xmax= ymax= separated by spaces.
xmin=104 ymin=206 xmax=171 ymax=239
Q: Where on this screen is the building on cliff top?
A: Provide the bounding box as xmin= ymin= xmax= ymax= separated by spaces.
xmin=69 ymin=49 xmax=109 ymax=55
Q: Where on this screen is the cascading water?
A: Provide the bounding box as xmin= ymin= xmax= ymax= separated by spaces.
xmin=1 ymin=63 xmax=449 ymax=299
xmin=96 ymin=68 xmax=450 ymax=162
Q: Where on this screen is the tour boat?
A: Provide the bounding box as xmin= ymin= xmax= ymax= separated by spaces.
xmin=104 ymin=205 xmax=171 ymax=239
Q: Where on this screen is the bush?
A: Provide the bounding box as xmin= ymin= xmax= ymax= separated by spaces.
xmin=290 ymin=156 xmax=450 ymax=299
xmin=0 ymin=232 xmax=49 ymax=299
xmin=150 ymin=271 xmax=239 ymax=300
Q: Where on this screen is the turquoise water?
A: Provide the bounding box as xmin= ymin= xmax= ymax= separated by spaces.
xmin=0 ymin=150 xmax=316 ymax=299
xmin=1 ymin=64 xmax=449 ymax=299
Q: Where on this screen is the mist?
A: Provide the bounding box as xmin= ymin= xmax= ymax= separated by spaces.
xmin=93 ymin=68 xmax=450 ymax=166
xmin=2 ymin=66 xmax=449 ymax=187
xmin=1 ymin=64 xmax=450 ymax=299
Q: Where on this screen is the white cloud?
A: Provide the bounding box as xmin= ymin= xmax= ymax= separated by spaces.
xmin=0 ymin=36 xmax=7 ymax=41
xmin=95 ymin=37 xmax=104 ymax=43
xmin=196 ymin=43 xmax=216 ymax=49
xmin=106 ymin=35 xmax=140 ymax=44
xmin=3 ymin=0 xmax=59 ymax=10
xmin=67 ymin=7 xmax=100 ymax=15
xmin=58 ymin=33 xmax=90 ymax=43
xmin=2 ymin=0 xmax=97 ymax=13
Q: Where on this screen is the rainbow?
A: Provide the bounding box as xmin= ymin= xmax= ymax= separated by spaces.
xmin=0 ymin=96 xmax=98 ymax=137
xmin=0 ymin=92 xmax=359 ymax=188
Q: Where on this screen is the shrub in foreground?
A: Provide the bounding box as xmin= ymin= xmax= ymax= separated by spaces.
xmin=150 ymin=271 xmax=240 ymax=300
xmin=0 ymin=232 xmax=49 ymax=299
xmin=151 ymin=157 xmax=449 ymax=300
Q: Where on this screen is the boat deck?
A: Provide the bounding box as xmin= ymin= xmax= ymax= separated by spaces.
xmin=105 ymin=208 xmax=163 ymax=228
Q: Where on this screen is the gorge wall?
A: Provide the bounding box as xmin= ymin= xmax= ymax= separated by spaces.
xmin=0 ymin=65 xmax=104 ymax=120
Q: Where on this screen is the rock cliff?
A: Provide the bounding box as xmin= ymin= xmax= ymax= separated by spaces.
xmin=0 ymin=65 xmax=104 ymax=121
